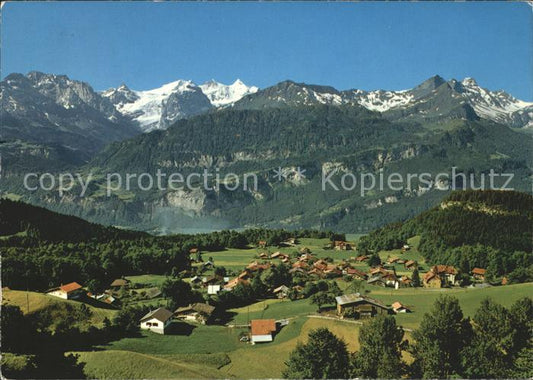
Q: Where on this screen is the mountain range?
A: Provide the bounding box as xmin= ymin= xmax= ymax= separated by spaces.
xmin=1 ymin=71 xmax=532 ymax=233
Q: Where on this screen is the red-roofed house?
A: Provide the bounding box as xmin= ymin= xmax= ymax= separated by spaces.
xmin=471 ymin=268 xmax=486 ymax=280
xmin=250 ymin=319 xmax=277 ymax=343
xmin=47 ymin=282 xmax=84 ymax=300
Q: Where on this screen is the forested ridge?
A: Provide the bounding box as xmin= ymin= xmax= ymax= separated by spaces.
xmin=358 ymin=190 xmax=533 ymax=282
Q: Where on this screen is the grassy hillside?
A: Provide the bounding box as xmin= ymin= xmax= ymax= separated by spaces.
xmin=2 ymin=289 xmax=117 ymax=330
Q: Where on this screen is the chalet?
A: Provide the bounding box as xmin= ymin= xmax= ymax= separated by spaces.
xmin=387 ymin=257 xmax=399 ymax=264
xmin=189 ymin=248 xmax=200 ymax=254
xmin=110 ymin=278 xmax=130 ymax=289
xmin=392 ymin=301 xmax=410 ymax=313
xmin=207 ymin=284 xmax=221 ymax=295
xmin=190 ymin=275 xmax=202 ymax=284
xmin=369 ymin=267 xmax=389 ymax=276
xmin=324 ymin=264 xmax=342 ymax=277
xmin=224 ymin=277 xmax=249 ymax=291
xmin=292 ymin=261 xmax=309 ymax=270
xmin=423 ymin=265 xmax=458 ymax=288
xmin=175 ymin=303 xmax=216 ymax=324
xmin=139 ymin=308 xmax=174 ymax=334
xmin=270 ymin=252 xmax=284 ymax=259
xmin=313 ymin=259 xmax=328 ymax=271
xmin=97 ymin=293 xmax=117 ymax=305
xmin=281 ymin=257 xmax=290 ymax=264
xmin=259 ymin=252 xmax=269 ymax=259
xmin=143 ymin=287 xmax=162 ymax=299
xmin=258 ymin=240 xmax=267 ymax=248
xmin=247 ymin=262 xmax=271 ymax=272
xmin=273 ymin=285 xmax=290 ymax=299
xmin=308 ymin=268 xmax=324 ymax=277
xmin=250 ymin=319 xmax=277 ymax=343
xmin=202 ymin=276 xmax=219 ymax=286
xmin=335 ymin=293 xmax=390 ymax=318
xmin=471 ymin=268 xmax=486 ymax=281
xmin=402 ymin=244 xmax=411 ymax=252
xmin=382 ymin=273 xmax=400 ymax=288
xmin=404 ymin=260 xmax=417 ymax=270
xmin=344 ymin=268 xmax=368 ymax=280
xmin=333 ymin=241 xmax=353 ymax=251
xmin=400 ymin=276 xmax=413 ymax=287
xmin=355 ymin=255 xmax=369 ymax=262
xmin=397 ymin=259 xmax=406 ymax=265
xmin=202 ymin=261 xmax=214 ymax=269
xmin=47 ymin=282 xmax=84 ymax=300
xmin=338 ymin=261 xmax=351 ymax=269
xmin=289 ymin=267 xmax=306 ymax=275
xmin=238 ymin=271 xmax=250 ymax=280
xmin=367 ymin=275 xmax=386 ymax=287
xmin=299 ymin=253 xmax=313 ymax=262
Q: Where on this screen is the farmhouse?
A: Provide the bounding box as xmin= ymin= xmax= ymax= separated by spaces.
xmin=139 ymin=307 xmax=174 ymax=334
xmin=423 ymin=265 xmax=458 ymax=288
xmin=344 ymin=268 xmax=368 ymax=280
xmin=273 ymin=285 xmax=290 ymax=299
xmin=292 ymin=261 xmax=309 ymax=270
xmin=143 ymin=287 xmax=162 ymax=299
xmin=270 ymin=252 xmax=284 ymax=259
xmin=110 ymin=278 xmax=130 ymax=288
xmin=190 ymin=275 xmax=202 ymax=284
xmin=335 ymin=293 xmax=390 ymax=318
xmin=392 ymin=301 xmax=410 ymax=313
xmin=224 ymin=277 xmax=249 ymax=290
xmin=250 ymin=319 xmax=277 ymax=343
xmin=207 ymin=284 xmax=221 ymax=295
xmin=175 ymin=303 xmax=216 ymax=324
xmin=472 ymin=267 xmax=486 ymax=280
xmin=404 ymin=260 xmax=417 ymax=270
xmin=333 ymin=241 xmax=353 ymax=251
xmin=47 ymin=282 xmax=84 ymax=300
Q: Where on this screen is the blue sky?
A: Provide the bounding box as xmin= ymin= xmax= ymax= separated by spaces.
xmin=2 ymin=2 xmax=532 ymax=100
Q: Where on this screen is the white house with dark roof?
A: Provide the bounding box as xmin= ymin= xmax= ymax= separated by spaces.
xmin=139 ymin=307 xmax=174 ymax=334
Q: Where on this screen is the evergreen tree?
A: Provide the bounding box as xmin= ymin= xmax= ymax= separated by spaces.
xmin=410 ymin=295 xmax=472 ymax=378
xmin=283 ymin=328 xmax=349 ymax=379
xmin=412 ymin=267 xmax=421 ymax=287
xmin=351 ymin=315 xmax=405 ymax=378
xmin=368 ymin=253 xmax=381 ymax=267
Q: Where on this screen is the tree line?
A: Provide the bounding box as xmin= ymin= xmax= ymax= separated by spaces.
xmin=284 ymin=295 xmax=533 ymax=379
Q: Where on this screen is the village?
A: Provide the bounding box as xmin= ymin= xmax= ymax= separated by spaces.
xmin=42 ymin=236 xmax=492 ymax=342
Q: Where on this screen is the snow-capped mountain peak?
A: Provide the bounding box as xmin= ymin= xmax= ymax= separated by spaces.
xmin=102 ymin=78 xmax=259 ymax=131
xmin=199 ymin=79 xmax=258 ymax=107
